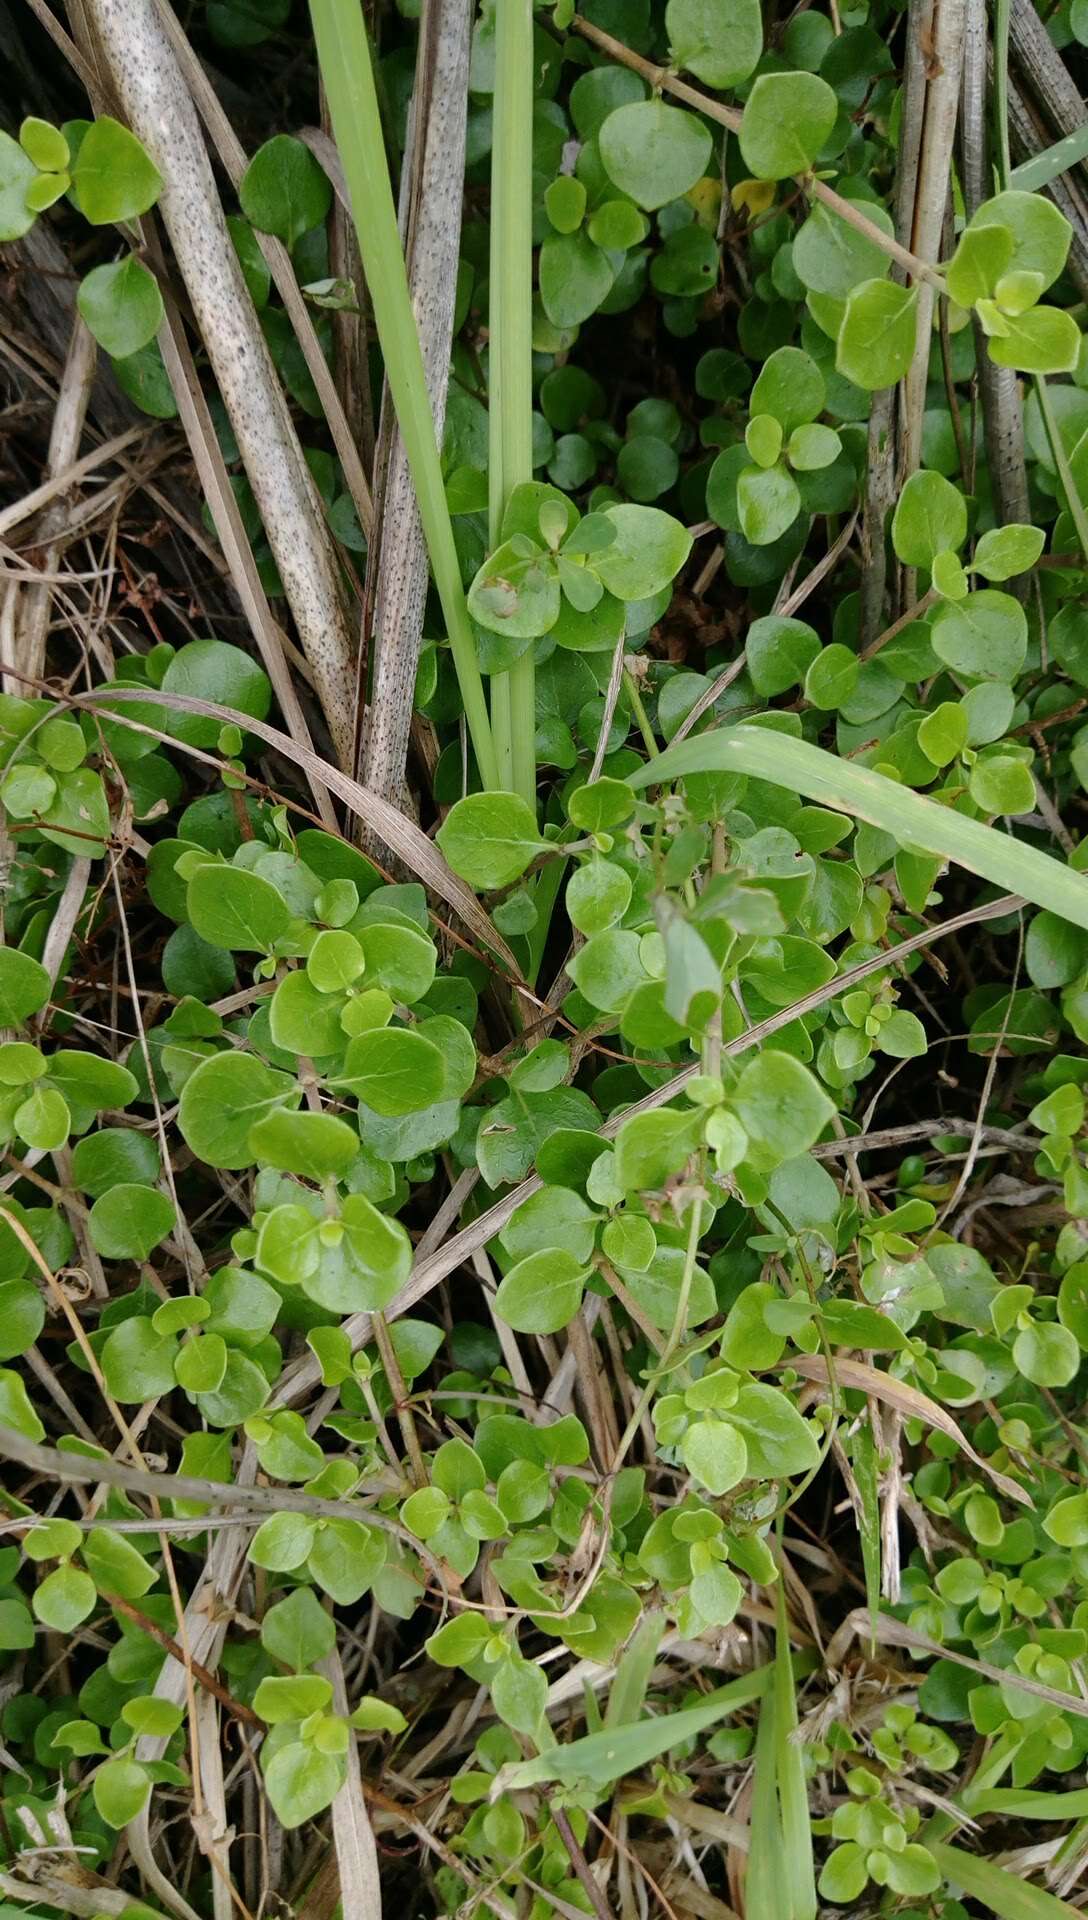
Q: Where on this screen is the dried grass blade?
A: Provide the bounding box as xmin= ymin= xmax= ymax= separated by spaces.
xmin=793 ymin=1355 xmax=1031 ymax=1506
xmin=319 ymin=1650 xmax=382 ymax=1919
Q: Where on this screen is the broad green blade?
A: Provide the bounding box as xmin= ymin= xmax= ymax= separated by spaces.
xmin=745 ymin=1657 xmax=787 ymax=1920
xmin=605 ymin=1609 xmax=666 ymax=1729
xmin=1011 ymin=125 xmax=1088 ymax=193
xmin=627 ymin=726 xmax=1088 ymax=931
xmin=498 ymin=1663 xmax=774 ymax=1792
xmin=774 ymin=1575 xmax=816 ymax=1920
xmin=308 ymin=0 xmax=498 ymax=791
xmin=849 ymin=1423 xmax=881 ymax=1652
xmin=971 ymin=1788 xmax=1088 ymax=1819
xmin=930 ymin=1841 xmax=1082 ymax=1919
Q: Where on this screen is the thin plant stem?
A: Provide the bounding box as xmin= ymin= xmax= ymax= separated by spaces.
xmin=623 ymin=668 xmax=658 ymax=759
xmin=309 ymin=0 xmax=500 ymax=791
xmin=488 ymin=0 xmax=536 ymax=807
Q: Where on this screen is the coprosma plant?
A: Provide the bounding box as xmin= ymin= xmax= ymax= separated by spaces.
xmin=4 ymin=0 xmax=1088 ymax=1913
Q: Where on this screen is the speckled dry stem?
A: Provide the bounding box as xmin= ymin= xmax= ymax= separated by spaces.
xmin=357 ymin=0 xmax=471 ymax=833
xmin=78 ymin=0 xmax=358 ymax=770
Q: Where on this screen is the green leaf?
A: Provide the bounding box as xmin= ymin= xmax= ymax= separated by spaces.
xmin=0 ymin=1277 xmax=45 ymax=1360
xmin=836 ymin=278 xmax=919 ymax=389
xmin=248 ymin=1108 xmax=359 ymax=1180
xmin=947 ymin=221 xmax=1013 ymax=307
xmin=249 ymin=1509 xmax=318 ymax=1572
xmin=819 ymin=1842 xmax=868 ymax=1904
xmin=88 ymin=1184 xmax=175 ymax=1260
xmin=34 ymin=1563 xmax=97 ymax=1631
xmin=539 ymin=229 xmax=616 ymax=328
xmin=492 ymin=1656 xmax=547 ymax=1737
xmin=987 ymin=304 xmax=1081 ymax=375
xmin=82 ymin=1526 xmax=156 ymax=1599
xmin=71 ymin=1126 xmax=161 ymax=1194
xmin=0 ymin=1366 xmax=44 ymax=1440
xmin=436 ymin=792 xmax=547 ymax=888
xmin=240 ymin=134 xmax=332 ymax=247
xmin=932 ymin=590 xmax=1028 ymax=681
xmin=970 ymin=189 xmax=1072 ymax=294
xmin=729 ymin=1381 xmax=821 ymax=1477
xmin=681 ymin=1418 xmax=747 ymax=1494
xmin=263 ymin=1741 xmax=342 ymax=1829
xmin=969 ymin=754 xmax=1037 ymax=816
xmin=495 ymin=1248 xmax=589 ymax=1334
xmin=0 ymin=948 xmax=50 ymax=1025
xmin=20 ymin=116 xmax=68 ymax=170
xmin=178 ymin=1050 xmax=298 ymax=1168
xmin=93 ymin=1757 xmax=151 ymax=1828
xmin=14 ymin=1085 xmax=69 ymax=1151
xmin=0 ymin=131 xmax=37 ymax=243
xmin=739 ymin=72 xmax=837 ymax=179
xmin=566 ymin=858 xmax=632 ymax=935
xmin=350 ymin=1696 xmax=407 ymax=1733
xmin=614 ymin=1105 xmax=702 ymax=1190
xmin=0 ymin=1599 xmax=34 ymax=1649
xmin=973 ymin=523 xmax=1045 ymax=581
xmin=468 ymin=538 xmax=559 ymax=639
xmin=187 ymin=865 xmax=290 ymax=952
xmin=737 ymin=464 xmax=801 ymax=546
xmin=425 ymin=1612 xmax=491 ymax=1667
xmin=357 ymin=923 xmax=436 ymax=1005
xmin=336 ymin=1027 xmax=446 ymax=1116
xmin=792 ymin=195 xmax=894 ymax=297
xmin=627 ymin=724 xmax=1088 ymax=930
xmin=76 ymin=257 xmax=163 ymax=358
xmin=1014 ymin=1319 xmax=1079 ymax=1387
xmin=732 ymin=1051 xmax=834 ymax=1165
xmin=253 ymin=1673 xmax=333 ymax=1723
xmin=500 ymin=1185 xmax=598 ymax=1264
xmin=666 ymin=0 xmax=762 ymax=88
xmin=891 ymin=469 xmax=968 ymax=569
xmin=121 ymin=1697 xmax=185 ymax=1738
xmin=750 ymin=347 xmax=825 ymax=431
xmin=161 ymin=640 xmax=271 ymax=747
xmin=594 ymin=504 xmax=693 ymax=600
xmin=598 ymin=100 xmax=711 ymax=211
xmin=774 ymin=1574 xmax=817 ymax=1920
xmin=72 ymin=117 xmax=162 ymax=223
xmin=101 ymin=1316 xmax=178 ymax=1401
xmin=307 ymin=1517 xmax=386 ymax=1604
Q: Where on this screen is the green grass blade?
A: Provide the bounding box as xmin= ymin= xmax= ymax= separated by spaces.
xmin=774 ymin=1575 xmax=816 ymax=1920
xmin=929 ymin=1841 xmax=1082 ymax=1919
xmin=745 ymin=1657 xmax=787 ymax=1920
xmin=970 ymin=1788 xmax=1088 ymax=1819
xmin=627 ymin=726 xmax=1088 ymax=931
xmin=848 ymin=1423 xmax=881 ymax=1653
xmin=497 ymin=1662 xmax=775 ymax=1792
xmin=308 ymin=0 xmax=499 ymax=792
xmin=487 ymin=0 xmax=536 ymax=807
xmin=1011 ymin=123 xmax=1088 ymax=193
xmin=604 ymin=1609 xmax=666 ymax=1729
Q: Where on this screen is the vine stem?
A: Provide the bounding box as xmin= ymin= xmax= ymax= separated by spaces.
xmin=488 ymin=0 xmax=537 ymax=807
xmin=570 ymin=13 xmax=948 ymax=291
xmin=309 ymin=0 xmax=500 ymax=791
